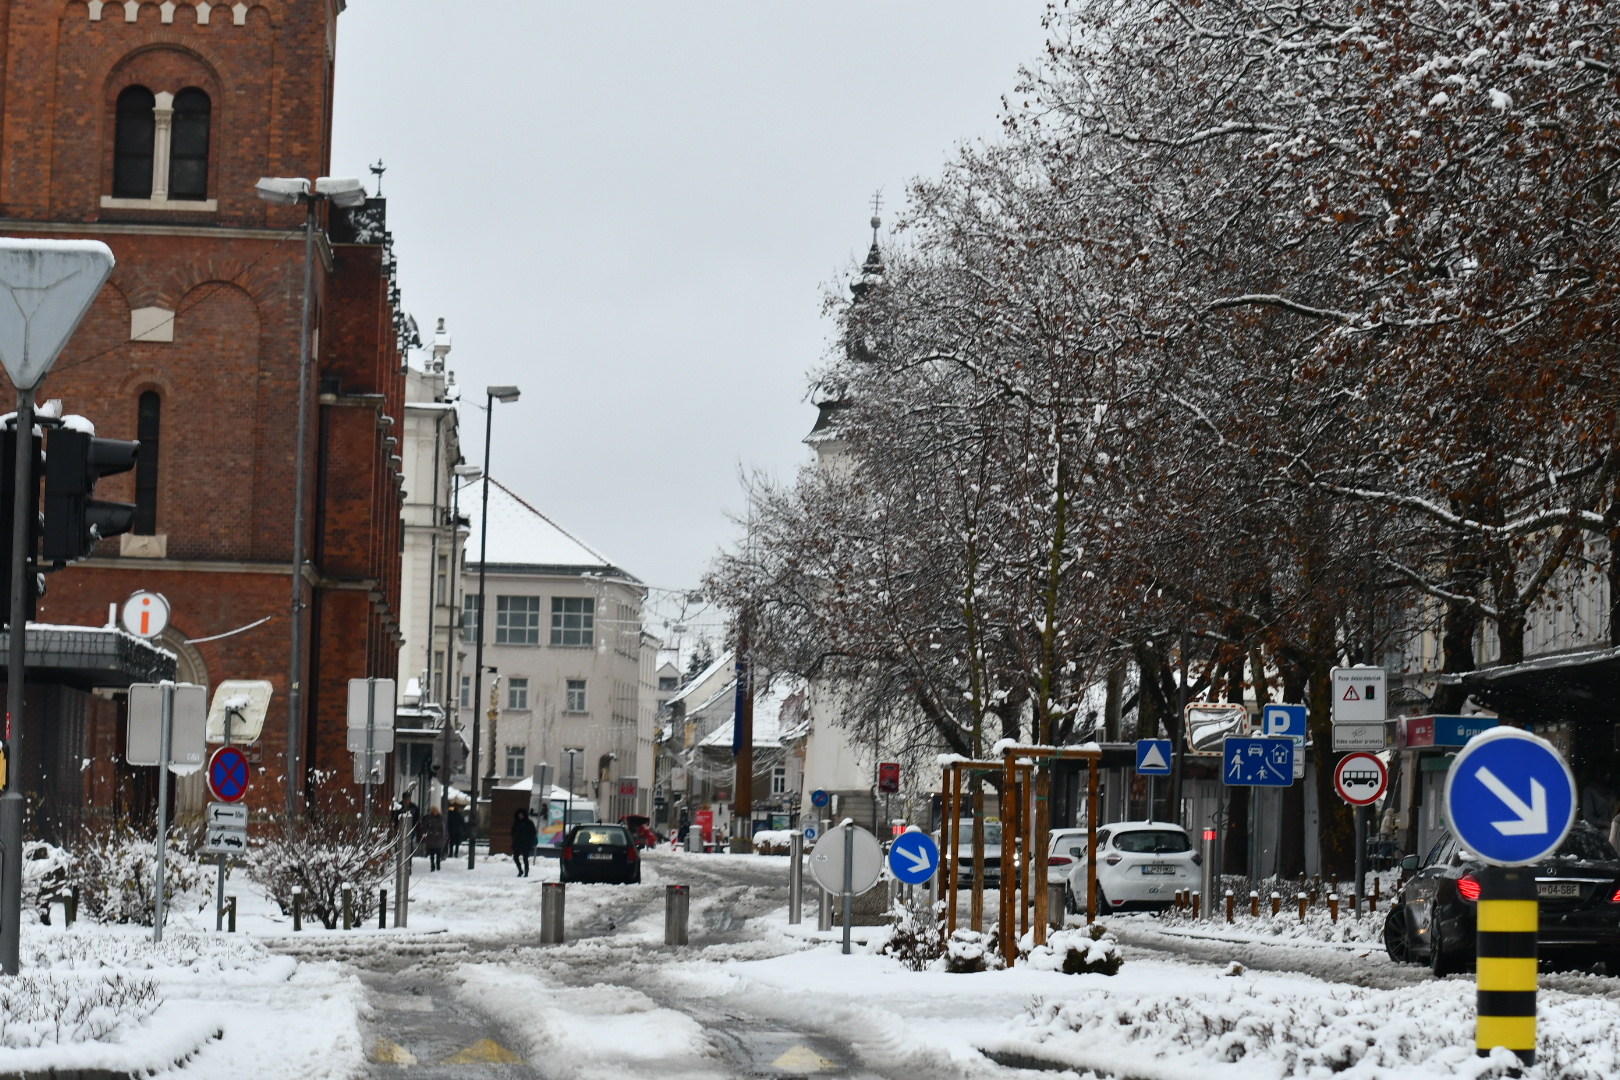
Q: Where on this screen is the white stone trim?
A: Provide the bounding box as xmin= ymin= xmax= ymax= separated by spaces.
xmin=120 ymin=534 xmax=168 ymax=559
xmin=196 ymin=1 xmax=211 ymax=23
xmin=124 ymin=0 xmax=139 ymax=21
xmin=150 ymin=91 xmax=174 ymax=201
xmin=160 ymin=1 xmax=175 ymax=22
xmin=88 ymin=1 xmax=104 ymax=20
xmin=232 ymin=2 xmax=247 ymax=24
xmin=130 ymin=306 xmax=176 ymax=343
xmin=99 ymin=195 xmax=219 ymax=212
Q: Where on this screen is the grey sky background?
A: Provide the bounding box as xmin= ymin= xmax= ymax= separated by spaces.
xmin=331 ymin=3 xmax=1051 ymax=595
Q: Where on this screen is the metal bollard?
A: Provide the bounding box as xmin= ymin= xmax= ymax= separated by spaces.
xmin=67 ymin=885 xmax=78 ymax=926
xmin=378 ymin=890 xmax=387 ymax=929
xmin=1192 ymin=891 xmax=1201 ymax=919
xmin=1225 ymin=890 xmax=1234 ymax=923
xmin=1271 ymin=891 xmax=1281 ymax=917
xmin=394 ymin=818 xmax=410 ymax=929
xmin=1048 ymin=882 xmax=1066 ymax=929
xmin=1297 ymin=892 xmax=1308 ymax=921
xmin=292 ymin=886 xmax=302 ymax=932
xmin=788 ymin=833 xmax=803 ymax=925
xmin=541 ymin=882 xmax=566 ymax=944
xmin=818 ymin=886 xmax=832 ymax=931
xmin=665 ymin=884 xmax=690 ymax=946
xmin=227 ymin=896 xmax=237 ymax=933
xmin=1371 ymin=876 xmax=1380 ymax=913
xmin=1329 ymin=893 xmax=1339 ymax=923
xmin=1250 ymin=890 xmax=1259 ymax=918
xmin=342 ymin=884 xmax=353 ymax=930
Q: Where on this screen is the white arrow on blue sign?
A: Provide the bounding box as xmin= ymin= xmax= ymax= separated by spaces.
xmin=1135 ymin=739 xmax=1173 ymax=776
xmin=1223 ymin=737 xmax=1295 ymax=786
xmin=1443 ymin=727 xmax=1575 ymax=866
xmin=887 ymin=830 xmax=939 ymax=885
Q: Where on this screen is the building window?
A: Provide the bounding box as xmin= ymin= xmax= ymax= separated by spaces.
xmin=114 ymin=86 xmax=156 ymax=198
xmin=459 ymin=674 xmax=471 ymax=708
xmin=507 ymin=677 xmax=529 ymax=710
xmin=505 ymin=745 xmax=526 ymax=779
xmin=771 ymin=766 xmax=787 ymax=796
xmin=168 ymin=88 xmax=210 ymax=200
xmin=496 ymin=595 xmax=541 ymax=645
xmin=462 ymin=594 xmax=481 ymax=643
xmin=658 ymin=675 xmax=678 ymax=692
xmin=133 ymin=391 xmax=160 ymax=534
xmin=550 ymin=597 xmax=595 ymax=647
xmin=432 ymin=651 xmax=445 ymax=704
xmin=565 ymin=679 xmax=587 ymax=713
xmin=436 ymin=554 xmax=448 ymax=600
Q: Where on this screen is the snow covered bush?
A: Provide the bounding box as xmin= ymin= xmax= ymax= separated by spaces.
xmin=0 ymin=972 xmax=159 ymax=1047
xmin=59 ymin=824 xmax=203 ymax=926
xmin=880 ymin=897 xmax=946 ymax=971
xmin=1021 ymin=924 xmax=1123 ymax=976
xmin=939 ymin=929 xmax=1005 ymax=973
xmin=248 ymin=778 xmax=395 ymax=929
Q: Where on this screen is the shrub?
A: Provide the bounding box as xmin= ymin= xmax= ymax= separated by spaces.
xmin=59 ymin=824 xmax=203 ymax=926
xmin=881 ymin=897 xmax=946 ymax=971
xmin=940 ymin=928 xmax=1006 ymax=973
xmin=1022 ymin=923 xmax=1124 ymax=976
xmin=248 ymin=779 xmax=396 ymax=929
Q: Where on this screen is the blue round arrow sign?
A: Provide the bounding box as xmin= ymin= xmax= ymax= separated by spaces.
xmin=1444 ymin=727 xmax=1575 ymax=866
xmin=888 ymin=830 xmax=939 ymax=885
xmin=810 ymin=789 xmax=829 ymax=808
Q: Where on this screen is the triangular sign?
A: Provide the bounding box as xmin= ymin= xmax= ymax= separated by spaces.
xmin=1140 ymin=743 xmax=1169 ymax=770
xmin=0 ymin=240 xmax=115 ymax=391
xmin=1342 ymin=685 xmax=1361 ymax=701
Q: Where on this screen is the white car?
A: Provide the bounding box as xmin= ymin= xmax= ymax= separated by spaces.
xmin=1063 ymin=821 xmax=1200 ymax=913
xmin=1047 ymin=827 xmax=1090 ymax=885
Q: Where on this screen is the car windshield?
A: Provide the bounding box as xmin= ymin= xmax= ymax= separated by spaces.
xmin=1112 ymin=829 xmax=1191 ymax=854
xmin=1556 ymin=822 xmax=1618 ymax=862
xmin=957 ymin=821 xmax=1003 ymax=845
xmin=573 ymin=827 xmax=629 ymax=847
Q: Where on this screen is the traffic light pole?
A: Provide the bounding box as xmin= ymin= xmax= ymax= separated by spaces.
xmin=1 ymin=387 xmax=34 ymax=975
xmin=286 ymin=199 xmax=316 ymax=819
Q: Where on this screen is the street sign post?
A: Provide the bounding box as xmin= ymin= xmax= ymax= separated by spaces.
xmin=810 ymin=788 xmax=829 ymax=808
xmin=809 ymin=822 xmax=883 ymax=955
xmin=1333 ymin=723 xmax=1386 ymax=752
xmin=1222 ymin=737 xmax=1294 ymax=786
xmin=877 ymin=763 xmax=900 ymax=793
xmin=347 ymin=677 xmax=395 ymax=832
xmin=206 ymin=680 xmax=273 ymax=745
xmin=207 ymin=746 xmax=250 ymax=804
xmin=127 ymin=682 xmax=206 ymax=769
xmin=1331 ymin=666 xmax=1386 ymax=724
xmin=1135 ymin=739 xmax=1172 ymax=776
xmin=803 ymin=825 xmax=818 ymax=842
xmin=1335 ymin=750 xmax=1389 ymax=918
xmin=120 ymin=590 xmax=169 ymax=639
xmin=1263 ymin=704 xmax=1308 ymax=777
xmin=1445 ymin=727 xmax=1577 ymax=1066
xmin=1186 ymin=702 xmax=1250 ymax=753
xmin=888 ymin=829 xmax=939 ymax=886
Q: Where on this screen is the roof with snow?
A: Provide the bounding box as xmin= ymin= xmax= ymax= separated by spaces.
xmin=695 ymin=677 xmax=807 ymax=750
xmin=465 ymin=477 xmax=639 ymax=581
xmin=666 ymin=650 xmax=735 ymax=707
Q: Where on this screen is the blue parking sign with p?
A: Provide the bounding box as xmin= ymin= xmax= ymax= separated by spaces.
xmin=1264 ymin=704 xmax=1307 ymax=740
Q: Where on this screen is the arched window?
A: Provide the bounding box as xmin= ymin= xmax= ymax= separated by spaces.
xmin=169 ymin=88 xmax=210 ymax=200
xmin=134 ymin=391 xmax=161 ymax=535
xmin=113 ymin=86 xmax=156 ymax=198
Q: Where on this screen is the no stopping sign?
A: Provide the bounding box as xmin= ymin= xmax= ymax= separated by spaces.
xmin=1333 ymin=752 xmax=1388 ymax=806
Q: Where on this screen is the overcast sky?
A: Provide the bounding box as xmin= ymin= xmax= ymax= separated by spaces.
xmin=331 ymin=3 xmax=1051 ymax=596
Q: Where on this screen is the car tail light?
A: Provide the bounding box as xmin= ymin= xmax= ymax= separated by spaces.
xmin=1105 ymin=853 xmax=1122 ymax=866
xmin=1457 ymin=874 xmax=1481 ymax=902
xmin=627 ymin=845 xmax=638 ymax=861
xmin=1609 ymin=885 xmax=1620 ymax=903
xmin=563 ymin=846 xmax=573 ymax=861
xmin=1049 ymin=856 xmax=1072 ymax=867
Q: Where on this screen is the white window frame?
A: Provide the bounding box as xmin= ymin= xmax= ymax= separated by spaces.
xmin=496 ymin=595 xmax=542 ymax=646
xmin=565 ymin=679 xmax=588 ymax=714
xmin=507 ymin=677 xmax=529 ymax=711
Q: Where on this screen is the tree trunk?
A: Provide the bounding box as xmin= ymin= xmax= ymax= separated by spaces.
xmin=1104 ymin=661 xmax=1125 ymax=742
xmin=1308 ymin=641 xmax=1355 ymax=879
xmin=1277 ymin=655 xmax=1307 ymax=879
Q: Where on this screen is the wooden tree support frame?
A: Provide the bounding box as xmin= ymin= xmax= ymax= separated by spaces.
xmin=941 ymin=746 xmax=1101 ymax=967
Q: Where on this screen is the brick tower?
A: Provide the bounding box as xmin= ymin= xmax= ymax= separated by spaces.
xmin=0 ymin=0 xmax=406 ymax=817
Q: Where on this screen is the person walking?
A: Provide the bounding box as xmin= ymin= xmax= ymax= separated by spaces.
xmin=392 ymin=792 xmax=422 ymax=858
xmin=446 ymin=805 xmax=466 ymax=859
xmin=421 ymin=806 xmax=448 ymax=871
xmin=511 ymin=808 xmax=538 ymax=878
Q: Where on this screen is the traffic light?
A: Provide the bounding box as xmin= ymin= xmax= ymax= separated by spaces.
xmin=41 ymin=428 xmax=138 ymax=566
xmin=0 ymin=425 xmax=43 ymax=623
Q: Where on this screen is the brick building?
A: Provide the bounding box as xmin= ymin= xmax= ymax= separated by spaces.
xmin=0 ymin=0 xmax=406 ymax=816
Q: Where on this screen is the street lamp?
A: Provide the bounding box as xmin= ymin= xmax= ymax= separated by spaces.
xmin=441 ymin=464 xmax=480 ymax=823
xmin=0 ymin=239 xmax=115 ymax=974
xmin=254 ymin=176 xmax=367 ymax=818
xmin=563 ymin=747 xmax=585 ymax=839
xmin=468 ymin=385 xmax=520 ymax=867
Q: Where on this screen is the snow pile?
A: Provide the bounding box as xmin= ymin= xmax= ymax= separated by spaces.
xmin=986 ymin=976 xmax=1620 ymax=1078
xmin=1021 ymin=924 xmax=1122 ymax=976
xmin=940 ymin=929 xmax=1004 ymax=973
xmin=751 ymin=830 xmax=797 ymax=854
xmin=1154 ymin=899 xmax=1385 ymax=947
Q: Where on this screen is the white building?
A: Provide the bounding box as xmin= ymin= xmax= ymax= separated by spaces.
xmin=462 ymin=480 xmax=653 ymax=819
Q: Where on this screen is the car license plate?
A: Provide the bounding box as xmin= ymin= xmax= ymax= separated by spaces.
xmin=1142 ymin=865 xmax=1175 ymax=876
xmin=588 ymin=853 xmax=613 ymax=862
xmin=1537 ymin=881 xmax=1580 ymax=898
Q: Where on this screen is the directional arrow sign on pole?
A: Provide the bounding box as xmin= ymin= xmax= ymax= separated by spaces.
xmin=1444 ymin=727 xmax=1575 ymax=866
xmin=888 ymin=829 xmax=939 ymax=885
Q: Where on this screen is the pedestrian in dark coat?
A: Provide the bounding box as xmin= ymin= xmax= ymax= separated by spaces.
xmin=511 ymin=808 xmax=538 ymax=878
xmin=422 ymin=806 xmax=448 ymax=871
xmin=392 ymin=793 xmax=422 ymax=854
xmin=446 ymin=805 xmax=466 ymax=858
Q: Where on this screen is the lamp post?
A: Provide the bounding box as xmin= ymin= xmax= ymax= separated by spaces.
xmin=443 ymin=464 xmax=480 ymax=822
xmin=254 ymin=176 xmax=367 ymax=818
xmin=468 ymin=385 xmax=520 ymax=866
xmin=563 ymin=747 xmax=585 ymax=838
xmin=0 ymin=239 xmax=116 ymax=974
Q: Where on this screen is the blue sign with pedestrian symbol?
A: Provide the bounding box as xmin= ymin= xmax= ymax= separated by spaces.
xmin=888 ymin=830 xmax=939 ymax=885
xmin=1263 ymin=704 xmax=1307 ymax=741
xmin=811 ymin=788 xmax=829 ymax=808
xmin=1223 ymin=737 xmax=1295 ymax=786
xmin=1444 ymin=728 xmax=1576 ymax=866
xmin=1135 ymin=739 xmax=1172 ymax=776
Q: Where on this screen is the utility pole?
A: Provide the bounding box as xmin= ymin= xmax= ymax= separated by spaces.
xmin=731 ymin=620 xmax=753 ymax=854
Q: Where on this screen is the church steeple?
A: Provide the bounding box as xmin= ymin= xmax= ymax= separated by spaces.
xmin=851 ymin=192 xmax=884 ymax=301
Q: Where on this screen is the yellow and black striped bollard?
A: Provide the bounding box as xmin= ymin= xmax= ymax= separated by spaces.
xmin=1476 ymin=866 xmax=1537 ymax=1065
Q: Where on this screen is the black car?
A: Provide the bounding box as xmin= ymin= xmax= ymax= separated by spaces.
xmin=1384 ymin=821 xmax=1620 ymax=975
xmin=558 ymin=824 xmax=642 ymax=885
